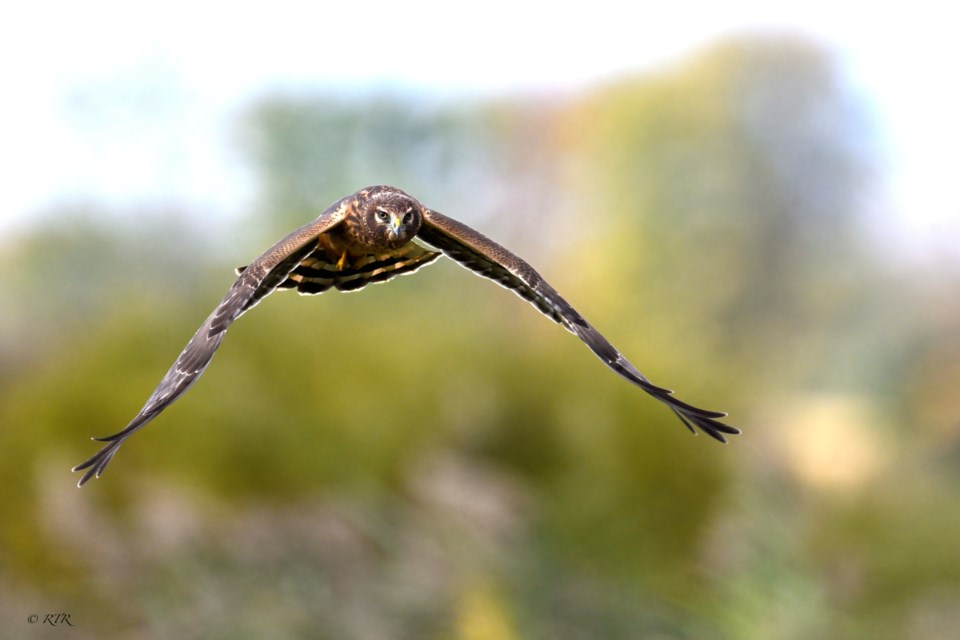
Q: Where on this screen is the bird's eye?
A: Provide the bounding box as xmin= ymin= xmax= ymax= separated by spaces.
xmin=403 ymin=212 xmax=414 ymax=224
xmin=375 ymin=210 xmax=389 ymax=222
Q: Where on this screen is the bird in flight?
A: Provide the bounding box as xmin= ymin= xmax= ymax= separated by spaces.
xmin=74 ymin=185 xmax=738 ymax=486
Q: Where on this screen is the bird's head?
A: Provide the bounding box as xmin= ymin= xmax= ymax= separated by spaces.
xmin=356 ymin=185 xmax=423 ymax=249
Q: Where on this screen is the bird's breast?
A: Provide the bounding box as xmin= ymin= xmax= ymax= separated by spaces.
xmin=318 ymin=226 xmax=398 ymax=271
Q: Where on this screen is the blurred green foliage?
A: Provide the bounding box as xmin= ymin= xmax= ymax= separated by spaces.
xmin=2 ymin=37 xmax=959 ymax=639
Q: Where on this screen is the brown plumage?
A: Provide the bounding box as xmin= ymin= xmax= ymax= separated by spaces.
xmin=74 ymin=185 xmax=738 ymax=486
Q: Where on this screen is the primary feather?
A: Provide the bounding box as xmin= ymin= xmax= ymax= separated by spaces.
xmin=74 ymin=186 xmax=737 ymax=486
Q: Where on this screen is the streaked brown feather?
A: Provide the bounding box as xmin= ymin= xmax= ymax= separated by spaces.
xmin=417 ymin=207 xmax=739 ymax=443
xmin=74 ymin=185 xmax=737 ymax=488
xmin=278 ymin=243 xmax=441 ymax=294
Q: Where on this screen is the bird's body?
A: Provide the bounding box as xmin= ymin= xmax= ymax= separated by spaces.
xmin=74 ymin=186 xmax=738 ymax=486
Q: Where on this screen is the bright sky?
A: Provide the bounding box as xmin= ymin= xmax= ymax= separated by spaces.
xmin=1 ymin=1 xmax=957 ymax=256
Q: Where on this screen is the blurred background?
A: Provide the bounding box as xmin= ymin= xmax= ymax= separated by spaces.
xmin=2 ymin=2 xmax=959 ymax=638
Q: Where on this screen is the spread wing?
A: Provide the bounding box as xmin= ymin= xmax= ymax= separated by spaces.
xmin=416 ymin=208 xmax=739 ymax=442
xmin=73 ymin=197 xmax=352 ymax=486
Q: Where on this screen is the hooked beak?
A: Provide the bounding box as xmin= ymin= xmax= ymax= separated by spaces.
xmin=387 ymin=214 xmax=403 ymax=238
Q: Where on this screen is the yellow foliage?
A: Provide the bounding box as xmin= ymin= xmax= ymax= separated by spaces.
xmin=454 ymin=579 xmax=520 ymax=640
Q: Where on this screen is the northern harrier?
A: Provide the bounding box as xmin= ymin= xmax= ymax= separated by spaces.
xmin=74 ymin=185 xmax=738 ymax=486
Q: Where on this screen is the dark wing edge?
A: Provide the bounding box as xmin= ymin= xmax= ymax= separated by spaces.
xmin=416 ymin=208 xmax=739 ymax=443
xmin=237 ymin=242 xmax=442 ymax=295
xmin=72 ymin=198 xmax=352 ymax=486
